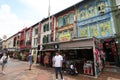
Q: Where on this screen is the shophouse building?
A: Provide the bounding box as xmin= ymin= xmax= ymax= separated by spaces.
xmin=76 ymin=0 xmax=120 ymax=66
xmin=38 ymin=16 xmax=55 ymax=65
xmin=38 ymin=0 xmax=120 ymax=78
xmin=31 ymin=22 xmax=39 ymax=63
xmin=71 ymin=0 xmax=119 ymax=77
xmin=25 ymin=27 xmax=32 ymax=50
xmin=19 ymin=28 xmax=27 ymax=50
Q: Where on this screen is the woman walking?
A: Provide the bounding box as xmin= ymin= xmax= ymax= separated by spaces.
xmin=0 ymin=53 xmax=9 ymax=74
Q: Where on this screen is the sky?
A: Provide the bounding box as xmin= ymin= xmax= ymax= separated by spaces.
xmin=0 ymin=0 xmax=82 ymax=39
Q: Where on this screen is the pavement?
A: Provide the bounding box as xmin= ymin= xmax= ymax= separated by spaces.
xmin=0 ymin=59 xmax=120 ymax=80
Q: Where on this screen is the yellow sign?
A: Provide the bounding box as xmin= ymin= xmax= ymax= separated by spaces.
xmin=60 ymin=33 xmax=71 ymax=41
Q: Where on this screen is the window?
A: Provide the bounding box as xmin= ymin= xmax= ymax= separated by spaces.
xmin=69 ymin=13 xmax=74 ymax=24
xmin=43 ymin=35 xmax=47 ymax=43
xmin=43 ymin=24 xmax=46 ymax=32
xmin=63 ymin=15 xmax=68 ymax=26
xmin=35 ymin=28 xmax=38 ymax=35
xmin=34 ymin=38 xmax=38 ymax=46
xmin=64 ymin=30 xmax=67 ymax=34
xmin=46 ymin=24 xmax=48 ymax=31
xmin=58 ymin=17 xmax=63 ymax=27
xmin=43 ymin=23 xmax=50 ymax=32
xmin=46 ymin=35 xmax=49 ymax=43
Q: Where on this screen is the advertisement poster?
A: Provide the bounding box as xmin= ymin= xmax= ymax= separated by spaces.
xmin=59 ymin=32 xmax=71 ymax=42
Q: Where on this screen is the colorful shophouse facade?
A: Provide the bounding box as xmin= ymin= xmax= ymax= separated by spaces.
xmin=31 ymin=23 xmax=39 ymax=63
xmin=76 ymin=0 xmax=120 ymax=76
xmin=38 ymin=0 xmax=119 ymax=78
xmin=38 ymin=16 xmax=55 ymax=65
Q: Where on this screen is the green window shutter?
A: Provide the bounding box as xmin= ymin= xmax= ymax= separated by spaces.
xmin=64 ymin=15 xmax=68 ymax=25
xmin=47 ymin=23 xmax=49 ymax=31
xmin=58 ymin=17 xmax=63 ymax=27
xmin=35 ymin=28 xmax=38 ymax=35
xmin=43 ymin=25 xmax=45 ymax=32
xmin=69 ymin=13 xmax=74 ymax=24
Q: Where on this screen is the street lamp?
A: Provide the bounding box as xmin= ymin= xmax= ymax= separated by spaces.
xmin=48 ymin=0 xmax=51 ymax=32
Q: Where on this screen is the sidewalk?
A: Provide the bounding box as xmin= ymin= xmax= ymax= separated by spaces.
xmin=0 ymin=59 xmax=120 ymax=80
xmin=35 ymin=64 xmax=120 ymax=80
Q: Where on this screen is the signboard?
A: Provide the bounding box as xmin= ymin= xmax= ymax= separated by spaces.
xmin=59 ymin=33 xmax=71 ymax=41
xmin=43 ymin=44 xmax=59 ymax=50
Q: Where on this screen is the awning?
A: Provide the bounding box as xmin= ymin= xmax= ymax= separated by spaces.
xmin=59 ymin=46 xmax=93 ymax=50
xmin=59 ymin=38 xmax=94 ymax=50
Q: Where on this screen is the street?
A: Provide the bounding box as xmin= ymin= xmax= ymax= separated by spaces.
xmin=0 ymin=59 xmax=120 ymax=80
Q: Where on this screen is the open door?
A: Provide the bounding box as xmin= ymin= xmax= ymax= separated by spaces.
xmin=103 ymin=38 xmax=119 ymax=66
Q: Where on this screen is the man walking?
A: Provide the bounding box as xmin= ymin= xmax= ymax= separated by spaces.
xmin=28 ymin=52 xmax=33 ymax=70
xmin=53 ymin=51 xmax=64 ymax=80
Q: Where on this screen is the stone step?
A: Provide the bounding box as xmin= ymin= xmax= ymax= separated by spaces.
xmin=104 ymin=65 xmax=120 ymax=73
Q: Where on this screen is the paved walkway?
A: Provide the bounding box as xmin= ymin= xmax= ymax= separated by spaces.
xmin=0 ymin=59 xmax=120 ymax=80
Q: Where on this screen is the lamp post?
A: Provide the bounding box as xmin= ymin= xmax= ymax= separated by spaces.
xmin=48 ymin=0 xmax=50 ymax=31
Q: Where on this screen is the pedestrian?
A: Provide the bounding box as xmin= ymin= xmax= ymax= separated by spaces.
xmin=44 ymin=53 xmax=50 ymax=67
xmin=53 ymin=51 xmax=64 ymax=80
xmin=28 ymin=52 xmax=33 ymax=70
xmin=0 ymin=53 xmax=9 ymax=74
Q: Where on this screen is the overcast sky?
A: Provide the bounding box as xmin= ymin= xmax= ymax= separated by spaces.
xmin=0 ymin=0 xmax=82 ymax=39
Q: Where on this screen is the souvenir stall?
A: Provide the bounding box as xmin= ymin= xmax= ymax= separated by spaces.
xmin=58 ymin=37 xmax=105 ymax=78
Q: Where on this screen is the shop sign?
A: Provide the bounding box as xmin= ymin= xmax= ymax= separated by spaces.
xmin=43 ymin=44 xmax=59 ymax=50
xmin=60 ymin=33 xmax=71 ymax=41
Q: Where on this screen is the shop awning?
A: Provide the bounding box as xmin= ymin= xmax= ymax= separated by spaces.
xmin=59 ymin=38 xmax=94 ymax=50
xmin=59 ymin=46 xmax=93 ymax=50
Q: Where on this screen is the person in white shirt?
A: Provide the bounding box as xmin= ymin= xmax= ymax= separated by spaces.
xmin=0 ymin=53 xmax=9 ymax=74
xmin=53 ymin=51 xmax=64 ymax=80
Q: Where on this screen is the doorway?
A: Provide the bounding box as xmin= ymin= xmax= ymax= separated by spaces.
xmin=103 ymin=38 xmax=118 ymax=65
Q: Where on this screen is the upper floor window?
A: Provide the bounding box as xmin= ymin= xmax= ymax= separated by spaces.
xmin=63 ymin=15 xmax=69 ymax=26
xmin=43 ymin=23 xmax=50 ymax=32
xmin=58 ymin=13 xmax=74 ymax=27
xmin=58 ymin=17 xmax=63 ymax=27
xmin=43 ymin=35 xmax=46 ymax=43
xmin=34 ymin=38 xmax=38 ymax=46
xmin=69 ymin=13 xmax=74 ymax=24
xmin=35 ymin=28 xmax=38 ymax=35
xmin=42 ymin=34 xmax=51 ymax=43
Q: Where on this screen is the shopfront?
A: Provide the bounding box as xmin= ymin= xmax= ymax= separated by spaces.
xmin=38 ymin=37 xmax=105 ymax=78
xmin=38 ymin=43 xmax=58 ymax=67
xmin=58 ymin=37 xmax=105 ymax=78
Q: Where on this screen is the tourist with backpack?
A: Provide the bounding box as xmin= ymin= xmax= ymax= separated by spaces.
xmin=0 ymin=53 xmax=9 ymax=74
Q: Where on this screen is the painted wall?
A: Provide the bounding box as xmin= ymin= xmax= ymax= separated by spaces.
xmin=56 ymin=10 xmax=75 ymax=42
xmin=76 ymin=0 xmax=115 ymax=38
